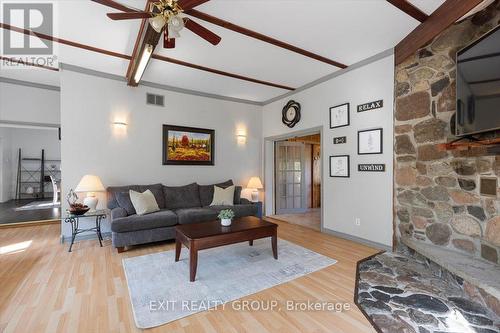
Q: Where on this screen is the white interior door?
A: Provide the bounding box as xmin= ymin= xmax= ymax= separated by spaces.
xmin=275 ymin=141 xmax=306 ymax=215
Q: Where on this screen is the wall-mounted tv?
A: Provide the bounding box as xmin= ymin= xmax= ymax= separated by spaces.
xmin=456 ymin=25 xmax=500 ymax=136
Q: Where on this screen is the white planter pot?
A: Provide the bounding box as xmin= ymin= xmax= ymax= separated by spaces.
xmin=221 ymin=218 xmax=232 ymax=226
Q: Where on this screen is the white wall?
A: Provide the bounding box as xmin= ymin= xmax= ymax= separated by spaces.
xmin=0 ymin=82 xmax=60 ymax=124
xmin=262 ymin=54 xmax=394 ymax=248
xmin=60 ymin=70 xmax=262 ymax=237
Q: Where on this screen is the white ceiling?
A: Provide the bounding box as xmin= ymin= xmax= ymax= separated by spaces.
xmin=0 ymin=0 xmax=447 ymax=102
xmin=407 ymin=0 xmax=444 ymax=15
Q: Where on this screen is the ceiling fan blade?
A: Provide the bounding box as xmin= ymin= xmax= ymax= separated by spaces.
xmin=177 ymin=0 xmax=210 ymax=11
xmin=107 ymin=12 xmax=153 ymax=20
xmin=91 ymin=0 xmax=141 ymax=13
xmin=164 ymin=31 xmax=176 ymax=48
xmin=184 ymin=18 xmax=221 ymax=45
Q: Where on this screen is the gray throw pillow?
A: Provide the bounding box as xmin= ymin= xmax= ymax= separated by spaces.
xmin=116 ymin=191 xmax=136 ymax=215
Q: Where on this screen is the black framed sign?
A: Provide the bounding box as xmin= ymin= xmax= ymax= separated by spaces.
xmin=162 ymin=125 xmax=215 ymax=165
xmin=357 ymin=99 xmax=383 ymax=112
xmin=329 ymin=103 xmax=350 ymax=129
xmin=358 ymin=164 xmax=386 ymax=172
xmin=333 ymin=136 xmax=347 ymax=144
xmin=330 ymin=155 xmax=350 ymax=178
xmin=358 ymin=128 xmax=383 ymax=155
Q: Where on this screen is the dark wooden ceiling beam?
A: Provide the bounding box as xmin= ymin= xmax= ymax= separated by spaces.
xmin=125 ymin=0 xmax=154 ymax=83
xmin=151 ymin=54 xmax=294 ymax=90
xmin=395 ymin=0 xmax=484 ymax=65
xmin=386 ymin=0 xmax=428 ymax=22
xmin=185 ymin=9 xmax=347 ymax=69
xmin=127 ymin=24 xmax=163 ymax=86
xmin=0 ymin=23 xmax=294 ymax=90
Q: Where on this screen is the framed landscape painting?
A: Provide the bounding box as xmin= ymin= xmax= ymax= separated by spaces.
xmin=162 ymin=125 xmax=215 ymax=165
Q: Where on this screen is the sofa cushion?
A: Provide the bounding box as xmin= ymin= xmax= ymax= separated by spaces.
xmin=111 ymin=207 xmax=128 ymax=220
xmin=107 ymin=185 xmax=141 ymax=209
xmin=207 ymin=204 xmax=257 ymax=218
xmin=110 ymin=209 xmax=178 ymax=233
xmin=141 ymin=184 xmax=165 ymax=209
xmin=163 ymin=183 xmax=201 ymax=210
xmin=234 ymin=186 xmax=242 ymax=204
xmin=107 ymin=183 xmax=165 ymax=210
xmin=175 ymin=207 xmax=218 ymax=225
xmin=199 ymin=180 xmax=234 ymax=207
xmin=115 ymin=192 xmax=136 ymax=215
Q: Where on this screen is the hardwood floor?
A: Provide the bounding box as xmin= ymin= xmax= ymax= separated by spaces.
xmin=0 ymin=219 xmax=379 ymax=333
xmin=0 ymin=199 xmax=61 ymax=225
xmin=270 ymin=209 xmax=321 ymax=231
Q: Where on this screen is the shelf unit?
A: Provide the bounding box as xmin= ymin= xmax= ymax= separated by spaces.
xmin=15 ymin=149 xmax=61 ymax=200
xmin=437 ymin=137 xmax=500 ymax=151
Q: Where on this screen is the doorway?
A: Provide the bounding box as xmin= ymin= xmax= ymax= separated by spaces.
xmin=272 ymin=132 xmax=321 ymax=230
xmin=0 ymin=126 xmax=61 ymax=226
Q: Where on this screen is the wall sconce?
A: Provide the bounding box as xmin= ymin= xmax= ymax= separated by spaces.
xmin=236 ymin=129 xmax=247 ymax=145
xmin=113 ymin=121 xmax=127 ymax=128
xmin=112 ymin=120 xmax=128 ymax=138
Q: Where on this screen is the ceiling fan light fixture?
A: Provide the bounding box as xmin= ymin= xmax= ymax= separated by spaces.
xmin=149 ymin=15 xmax=167 ymax=33
xmin=167 ymin=15 xmax=184 ymax=37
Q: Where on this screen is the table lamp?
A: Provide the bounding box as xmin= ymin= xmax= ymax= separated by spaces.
xmin=75 ymin=175 xmax=105 ymax=211
xmin=247 ymin=177 xmax=263 ymax=202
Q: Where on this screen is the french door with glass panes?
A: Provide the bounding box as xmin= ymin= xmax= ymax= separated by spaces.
xmin=275 ymin=141 xmax=306 ymax=214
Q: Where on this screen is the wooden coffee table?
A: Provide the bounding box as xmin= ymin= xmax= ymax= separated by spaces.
xmin=175 ymin=216 xmax=278 ymax=282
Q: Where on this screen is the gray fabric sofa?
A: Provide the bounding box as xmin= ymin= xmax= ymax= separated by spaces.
xmin=107 ymin=180 xmax=260 ymax=252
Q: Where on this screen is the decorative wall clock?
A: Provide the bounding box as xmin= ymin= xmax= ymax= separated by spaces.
xmin=282 ymin=100 xmax=301 ymax=128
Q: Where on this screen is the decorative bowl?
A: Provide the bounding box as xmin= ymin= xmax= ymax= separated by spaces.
xmin=69 ymin=205 xmax=90 ymax=215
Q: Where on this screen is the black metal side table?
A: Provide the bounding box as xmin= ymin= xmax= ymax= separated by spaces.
xmin=64 ymin=209 xmax=108 ymax=252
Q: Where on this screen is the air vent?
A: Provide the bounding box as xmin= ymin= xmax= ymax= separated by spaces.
xmin=146 ymin=93 xmax=164 ymax=107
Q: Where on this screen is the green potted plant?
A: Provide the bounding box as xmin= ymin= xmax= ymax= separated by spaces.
xmin=218 ymin=209 xmax=235 ymax=226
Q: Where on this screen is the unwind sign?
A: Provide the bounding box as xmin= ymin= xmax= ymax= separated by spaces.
xmin=358 ymin=164 xmax=385 ymax=172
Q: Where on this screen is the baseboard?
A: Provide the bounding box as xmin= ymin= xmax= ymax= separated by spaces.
xmin=61 ymin=232 xmax=111 ymax=243
xmin=322 ymin=227 xmax=392 ymax=252
xmin=0 ymin=219 xmax=60 ymax=229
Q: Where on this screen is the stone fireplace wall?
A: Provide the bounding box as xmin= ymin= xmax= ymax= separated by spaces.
xmin=394 ymin=2 xmax=500 ymax=264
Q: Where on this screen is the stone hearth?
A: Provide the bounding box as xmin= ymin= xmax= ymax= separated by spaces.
xmin=355 ymin=252 xmax=500 ymax=333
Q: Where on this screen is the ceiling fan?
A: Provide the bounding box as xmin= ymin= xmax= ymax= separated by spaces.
xmin=92 ymin=0 xmax=221 ymax=49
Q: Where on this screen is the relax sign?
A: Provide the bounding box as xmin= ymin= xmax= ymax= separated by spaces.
xmin=357 ymin=100 xmax=383 ymax=113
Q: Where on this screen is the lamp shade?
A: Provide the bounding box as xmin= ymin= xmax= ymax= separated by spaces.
xmin=247 ymin=177 xmax=263 ymax=189
xmin=74 ymin=175 xmax=105 ymax=193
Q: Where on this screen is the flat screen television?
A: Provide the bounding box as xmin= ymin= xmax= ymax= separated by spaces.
xmin=456 ymin=25 xmax=500 ymax=136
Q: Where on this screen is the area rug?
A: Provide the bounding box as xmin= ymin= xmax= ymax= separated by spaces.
xmin=122 ymin=238 xmax=336 ymax=329
xmin=15 ymin=201 xmax=60 ymax=211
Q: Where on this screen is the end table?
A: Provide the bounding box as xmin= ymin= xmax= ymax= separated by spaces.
xmin=64 ymin=209 xmax=108 ymax=252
